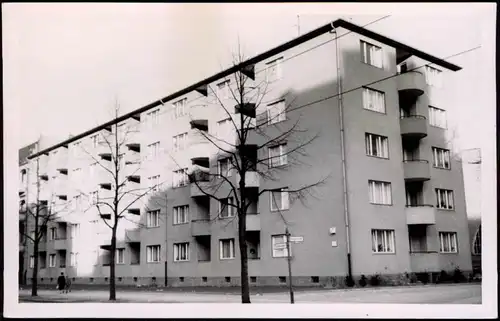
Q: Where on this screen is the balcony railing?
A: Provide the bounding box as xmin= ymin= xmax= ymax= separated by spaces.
xmin=409 ymin=251 xmax=440 ymax=273
xmin=125 ymin=229 xmax=141 ymax=243
xmin=397 ymin=71 xmax=426 ymax=97
xmin=191 ymin=218 xmax=211 ymax=236
xmin=246 ymin=214 xmax=261 ymax=231
xmin=400 ymin=115 xmax=428 ymax=139
xmin=234 ymin=171 xmax=260 ymax=189
xmin=188 ymin=129 xmax=211 ymax=160
xmin=53 ymin=237 xmax=67 ymax=250
xmin=405 ymin=205 xmax=436 ymax=225
xmin=403 ymin=160 xmax=431 ymax=182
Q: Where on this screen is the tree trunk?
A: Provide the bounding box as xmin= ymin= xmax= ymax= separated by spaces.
xmin=109 ymin=225 xmax=117 ymax=301
xmin=238 ymin=169 xmax=251 ymax=303
xmin=31 ymin=239 xmax=38 ymax=296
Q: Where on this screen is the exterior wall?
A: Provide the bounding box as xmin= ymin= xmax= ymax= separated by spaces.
xmin=22 ymin=27 xmax=472 ymax=286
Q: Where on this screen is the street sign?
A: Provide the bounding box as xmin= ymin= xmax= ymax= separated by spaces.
xmin=274 ymin=243 xmax=287 ymax=249
xmin=290 ymin=236 xmax=304 ymax=243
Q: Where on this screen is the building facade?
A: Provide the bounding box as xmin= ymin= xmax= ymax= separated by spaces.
xmin=22 ymin=19 xmax=472 ymax=287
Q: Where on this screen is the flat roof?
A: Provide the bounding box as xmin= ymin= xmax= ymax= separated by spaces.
xmin=29 ymin=18 xmax=462 ymax=159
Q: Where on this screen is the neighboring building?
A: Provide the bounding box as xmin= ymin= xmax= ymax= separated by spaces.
xmin=22 ymin=19 xmax=472 ymax=287
xmin=468 ymin=217 xmax=481 ymax=276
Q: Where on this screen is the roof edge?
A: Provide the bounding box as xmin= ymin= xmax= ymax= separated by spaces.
xmin=28 ymin=18 xmax=461 ymax=159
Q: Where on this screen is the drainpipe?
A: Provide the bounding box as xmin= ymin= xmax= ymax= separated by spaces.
xmin=331 ymin=26 xmax=353 ymax=282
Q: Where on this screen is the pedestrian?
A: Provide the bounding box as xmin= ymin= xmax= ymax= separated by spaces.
xmin=65 ymin=275 xmax=72 ymax=293
xmin=57 ymin=272 xmax=66 ymax=294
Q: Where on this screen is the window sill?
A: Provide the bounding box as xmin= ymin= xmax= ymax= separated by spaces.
xmin=361 ymin=60 xmax=384 ymax=70
xmin=146 ymin=261 xmax=162 ymax=264
xmin=174 ymin=260 xmax=190 ymax=263
xmin=267 ymin=119 xmax=288 ymax=127
xmin=219 ymin=216 xmax=236 ymax=220
xmin=440 ymin=252 xmax=459 ymax=254
xmin=147 ymin=225 xmax=160 ymax=229
xmin=433 ymin=166 xmax=452 ymax=170
xmin=372 ymin=252 xmax=396 ymax=255
xmin=436 ymin=208 xmax=455 ymax=212
xmin=220 ymin=257 xmax=235 ymax=260
xmin=269 ymin=164 xmax=289 ymax=169
xmin=173 ymin=222 xmax=189 ymax=226
xmin=429 ymin=125 xmax=447 ymax=130
xmin=363 ymin=107 xmax=387 ymax=115
xmin=270 ymin=208 xmax=289 ymax=213
xmin=366 ymin=155 xmax=389 ymax=160
xmin=369 ymin=203 xmax=393 ymax=206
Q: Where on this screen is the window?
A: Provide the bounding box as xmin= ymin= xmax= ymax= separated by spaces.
xmin=360 ymin=40 xmax=383 ymax=68
xmin=272 ymin=235 xmax=290 ymax=258
xmin=218 ymin=158 xmax=232 ymax=177
xmin=49 ymin=227 xmax=57 ymax=240
xmin=266 ymin=57 xmax=283 ymax=82
xmin=70 ymin=252 xmax=79 ymax=266
xmin=147 ymin=109 xmax=160 ymax=128
xmin=219 ymin=197 xmax=235 ymax=218
xmin=220 ymin=239 xmax=235 ymax=259
xmin=368 ymin=180 xmax=392 ymax=205
xmin=90 ymin=134 xmax=99 ymax=148
xmin=432 ymin=147 xmax=451 ymax=169
xmin=217 ymin=118 xmax=232 ymax=138
xmin=173 ymin=98 xmax=187 ymax=118
xmin=270 ymin=188 xmax=289 ymax=211
xmin=29 ymin=256 xmax=34 ymax=268
xmin=90 ymin=191 xmax=98 ymax=205
xmin=116 ymin=249 xmax=125 ymax=264
xmin=371 ymin=229 xmax=395 ymax=253
xmin=148 ymin=175 xmax=160 ymax=192
xmin=72 ymin=168 xmax=82 ymax=181
xmin=173 ymin=169 xmax=188 ymax=187
xmin=363 ymin=88 xmax=385 ymax=113
xmin=70 ymin=224 xmax=80 ymax=239
xmin=147 ymin=142 xmax=160 ymax=160
xmin=173 ymin=132 xmax=188 ymax=152
xmin=73 ymin=195 xmax=82 ymax=210
xmin=49 ymin=254 xmax=56 ymax=267
xmin=89 ymin=163 xmax=97 ymax=178
xmin=147 ymin=210 xmax=160 ymax=227
xmin=72 ymin=142 xmax=81 ymax=157
xmin=216 ymin=80 xmax=230 ymax=99
xmin=472 ymin=227 xmax=481 ymax=255
xmin=20 ymin=170 xmax=27 ymax=183
xmin=425 ymin=66 xmax=442 ymax=87
xmin=267 ymin=100 xmax=286 ymax=124
xmin=173 ymin=205 xmax=189 ymax=224
xmin=174 ymin=243 xmax=190 ymax=262
xmin=439 ymin=232 xmax=458 ymax=253
xmin=269 ymin=144 xmax=288 ymax=167
xmin=429 ymin=106 xmax=447 ymax=128
xmin=436 ymin=189 xmax=454 ymax=210
xmin=147 ymin=245 xmax=161 ymax=263
xmin=30 ymin=231 xmax=36 ymax=242
xmin=365 ymin=133 xmax=389 ymax=158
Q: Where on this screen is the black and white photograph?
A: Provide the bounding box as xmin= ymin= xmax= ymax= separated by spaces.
xmin=3 ymin=2 xmax=497 ymax=319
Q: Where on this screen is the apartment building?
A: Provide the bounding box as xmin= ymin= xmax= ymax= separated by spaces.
xmin=22 ymin=19 xmax=472 ymax=287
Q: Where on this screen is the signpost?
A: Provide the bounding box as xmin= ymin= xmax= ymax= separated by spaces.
xmin=285 ymin=227 xmax=294 ymax=304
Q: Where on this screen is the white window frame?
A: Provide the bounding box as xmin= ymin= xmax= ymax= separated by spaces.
xmin=29 ymin=256 xmax=35 ymax=268
xmin=90 ymin=191 xmax=98 ymax=205
xmin=147 ymin=210 xmax=160 ymax=227
xmin=219 ymin=238 xmax=235 ymax=260
xmin=472 ymin=227 xmax=481 ymax=255
xmin=49 ymin=227 xmax=57 ymax=240
xmin=266 ymin=57 xmax=283 ymax=82
xmin=146 ymin=245 xmax=161 ymax=263
xmin=371 ymin=229 xmax=396 ymax=253
xmin=147 ymin=109 xmax=160 ymax=128
xmin=49 ymin=254 xmax=56 ymax=267
xmin=270 ymin=188 xmax=290 ymax=211
xmin=219 ymin=197 xmax=235 ymax=218
xmin=173 ymin=205 xmax=189 ymax=224
xmin=267 ymin=100 xmax=286 ymax=125
xmin=365 ymin=133 xmax=389 ymax=158
xmin=439 ymin=232 xmax=458 ymax=253
xmin=173 ymin=169 xmax=188 ymax=188
xmin=173 ymin=242 xmax=190 ymax=262
xmin=70 ymin=223 xmax=80 ymax=239
xmin=360 ymin=40 xmax=383 ymax=68
xmin=216 ymin=80 xmax=231 ymax=100
xmin=425 ymin=66 xmax=443 ymax=87
xmin=147 ymin=141 xmax=160 ymax=160
xmin=362 ymin=87 xmax=386 ymax=113
xmin=218 ymin=157 xmax=232 ymax=177
xmin=269 ymin=143 xmax=288 ymax=167
xmin=148 ymin=175 xmax=161 ymax=192
xmin=271 ymin=235 xmax=290 ymax=258
xmin=429 ymin=106 xmax=447 ymax=129
xmin=116 ymin=248 xmax=125 ymax=264
xmin=90 ymin=134 xmax=99 ymax=148
xmin=173 ymin=132 xmax=188 ymax=152
xmin=70 ymin=252 xmax=79 ymax=266
xmin=173 ymin=98 xmax=187 ymax=118
xmin=436 ymin=189 xmax=454 ymax=210
xmin=432 ymin=147 xmax=451 ymax=169
xmin=368 ymin=180 xmax=392 ymax=205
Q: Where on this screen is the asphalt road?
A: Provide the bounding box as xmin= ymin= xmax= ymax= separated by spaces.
xmin=18 ymin=283 xmax=481 ymax=304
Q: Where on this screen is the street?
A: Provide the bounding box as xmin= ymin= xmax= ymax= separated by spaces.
xmin=18 ymin=283 xmax=481 ymax=304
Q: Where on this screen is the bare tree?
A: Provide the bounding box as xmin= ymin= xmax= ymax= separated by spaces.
xmin=21 ymin=157 xmax=73 ymax=296
xmin=189 ymin=48 xmax=328 ymax=303
xmin=78 ymin=101 xmax=164 ymax=301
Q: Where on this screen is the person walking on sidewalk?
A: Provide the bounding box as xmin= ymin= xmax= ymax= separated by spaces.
xmin=65 ymin=275 xmax=72 ymax=293
xmin=57 ymin=272 xmax=66 ymax=294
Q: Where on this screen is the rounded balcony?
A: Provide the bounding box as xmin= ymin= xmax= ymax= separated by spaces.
xmin=397 ymin=71 xmax=426 ymax=98
xmin=400 ymin=115 xmax=428 ymax=139
xmin=188 ymin=129 xmax=211 ymax=161
xmin=403 ymin=160 xmax=431 ymax=182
